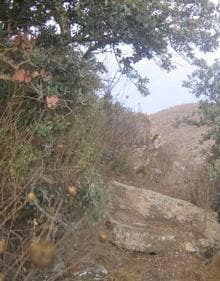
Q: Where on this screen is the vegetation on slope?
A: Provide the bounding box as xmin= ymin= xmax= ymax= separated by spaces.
xmin=0 ymin=0 xmax=219 ymax=280
xmin=184 ymin=59 xmax=220 ymax=212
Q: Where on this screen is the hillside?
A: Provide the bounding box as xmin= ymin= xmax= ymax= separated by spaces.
xmin=131 ymin=103 xmax=214 ymax=203
xmin=114 ymin=104 xmax=212 ymax=203
xmin=150 ymin=103 xmax=211 ymax=165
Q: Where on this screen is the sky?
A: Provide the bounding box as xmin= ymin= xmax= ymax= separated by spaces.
xmin=100 ymin=46 xmax=220 ymax=114
xmin=47 ymin=0 xmax=220 ymax=114
xmin=102 ymin=52 xmax=197 ymax=114
xmin=99 ymin=0 xmax=220 ymax=114
xmin=106 ymin=50 xmax=220 ymax=114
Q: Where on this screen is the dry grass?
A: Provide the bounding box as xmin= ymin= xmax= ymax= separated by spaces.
xmin=102 ymin=110 xmax=150 ymax=150
xmin=188 ymin=166 xmax=215 ymax=210
xmin=101 ymin=107 xmax=151 ymax=176
xmin=0 ymin=95 xmax=96 ymax=280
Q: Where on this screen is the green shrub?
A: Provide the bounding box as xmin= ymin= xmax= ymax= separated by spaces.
xmin=70 ymin=169 xmax=112 ymax=223
xmin=9 ymin=143 xmax=37 ymax=181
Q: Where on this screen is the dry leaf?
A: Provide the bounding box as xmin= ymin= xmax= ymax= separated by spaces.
xmin=13 ymin=33 xmax=23 ymax=48
xmin=12 ymin=69 xmax=31 ymax=83
xmin=99 ymin=233 xmax=108 ymax=242
xmin=31 ymin=71 xmax=40 ymax=78
xmin=13 ymin=69 xmax=25 ymax=82
xmin=27 ymin=192 xmax=36 ymax=202
xmin=46 ymin=95 xmax=60 ymax=109
xmin=57 ymin=144 xmax=64 ymax=149
xmin=29 ymin=240 xmax=56 ymax=268
xmin=68 ymin=186 xmax=77 ymax=197
xmin=13 ymin=33 xmax=36 ymax=54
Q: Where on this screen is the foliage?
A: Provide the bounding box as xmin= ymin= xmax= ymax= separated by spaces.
xmin=184 ymin=59 xmax=220 ymax=165
xmin=183 ymin=59 xmax=220 ymax=102
xmin=0 ymin=16 xmax=105 ymax=281
xmin=100 ymin=93 xmax=151 ymax=174
xmin=72 ymin=169 xmax=112 ymax=222
xmin=0 ymin=0 xmax=219 ymax=95
xmin=184 ymin=59 xmax=220 ymax=213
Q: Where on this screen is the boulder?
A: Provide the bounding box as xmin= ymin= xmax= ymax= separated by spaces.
xmin=110 ymin=181 xmax=220 ymax=255
xmin=73 ymin=263 xmax=108 ymax=281
xmin=131 ymin=146 xmax=150 ymax=173
xmin=112 ymin=221 xmax=175 ymax=254
xmin=183 ymin=242 xmax=197 ymax=253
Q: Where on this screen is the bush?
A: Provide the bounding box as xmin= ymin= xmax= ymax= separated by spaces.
xmin=0 ymin=32 xmax=109 ymax=280
xmin=71 ymin=169 xmax=112 ymax=223
xmin=100 ymin=95 xmax=151 ymax=175
xmin=187 ymin=165 xmax=216 ymax=210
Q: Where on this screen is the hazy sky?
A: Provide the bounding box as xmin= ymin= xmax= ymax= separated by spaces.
xmin=100 ymin=48 xmax=220 ymax=114
xmin=100 ymin=0 xmax=220 ymax=114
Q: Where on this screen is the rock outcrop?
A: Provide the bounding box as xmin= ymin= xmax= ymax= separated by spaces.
xmin=73 ymin=263 xmax=108 ymax=281
xmin=110 ymin=181 xmax=220 ymax=256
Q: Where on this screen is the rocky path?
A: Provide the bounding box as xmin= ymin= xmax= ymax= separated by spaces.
xmin=69 ymin=181 xmax=220 ymax=281
xmin=106 ymin=181 xmax=220 ymax=281
xmin=69 ymin=104 xmax=220 ymax=281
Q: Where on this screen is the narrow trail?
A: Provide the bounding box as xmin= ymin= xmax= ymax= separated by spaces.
xmin=106 ymin=181 xmax=220 ymax=281
xmin=69 ymin=104 xmax=220 ymax=281
xmin=69 ymin=180 xmax=220 ymax=281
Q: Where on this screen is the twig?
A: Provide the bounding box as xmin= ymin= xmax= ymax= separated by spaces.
xmin=46 ymin=200 xmax=63 ymax=241
xmin=0 ymin=74 xmax=14 ymax=81
xmin=0 ymin=54 xmax=17 ymax=70
xmin=12 ymin=95 xmax=44 ymax=103
xmin=34 ymin=199 xmax=83 ymax=235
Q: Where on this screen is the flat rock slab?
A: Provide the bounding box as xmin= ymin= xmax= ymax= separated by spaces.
xmin=110 ymin=181 xmax=220 ymax=248
xmin=73 ymin=263 xmax=108 ymax=281
xmin=112 ymin=221 xmax=175 ymax=254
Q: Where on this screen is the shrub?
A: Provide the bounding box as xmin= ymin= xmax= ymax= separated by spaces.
xmin=0 ymin=31 xmax=108 ymax=280
xmin=71 ymin=169 xmax=112 ymax=223
xmin=100 ymin=95 xmax=151 ymax=175
xmin=187 ymin=165 xmax=216 ymax=210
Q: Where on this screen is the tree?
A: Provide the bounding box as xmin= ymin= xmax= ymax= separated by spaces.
xmin=184 ymin=59 xmax=220 ymax=218
xmin=0 ymin=0 xmax=220 ymax=95
xmin=184 ymin=59 xmax=220 ymax=165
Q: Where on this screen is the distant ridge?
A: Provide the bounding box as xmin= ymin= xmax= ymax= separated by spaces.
xmin=150 ymin=103 xmax=210 ymax=164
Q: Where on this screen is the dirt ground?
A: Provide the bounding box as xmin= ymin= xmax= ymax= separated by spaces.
xmin=59 ymin=204 xmax=218 ymax=281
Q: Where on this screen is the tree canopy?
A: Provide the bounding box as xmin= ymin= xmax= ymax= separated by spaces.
xmin=0 ymin=0 xmax=220 ymax=95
